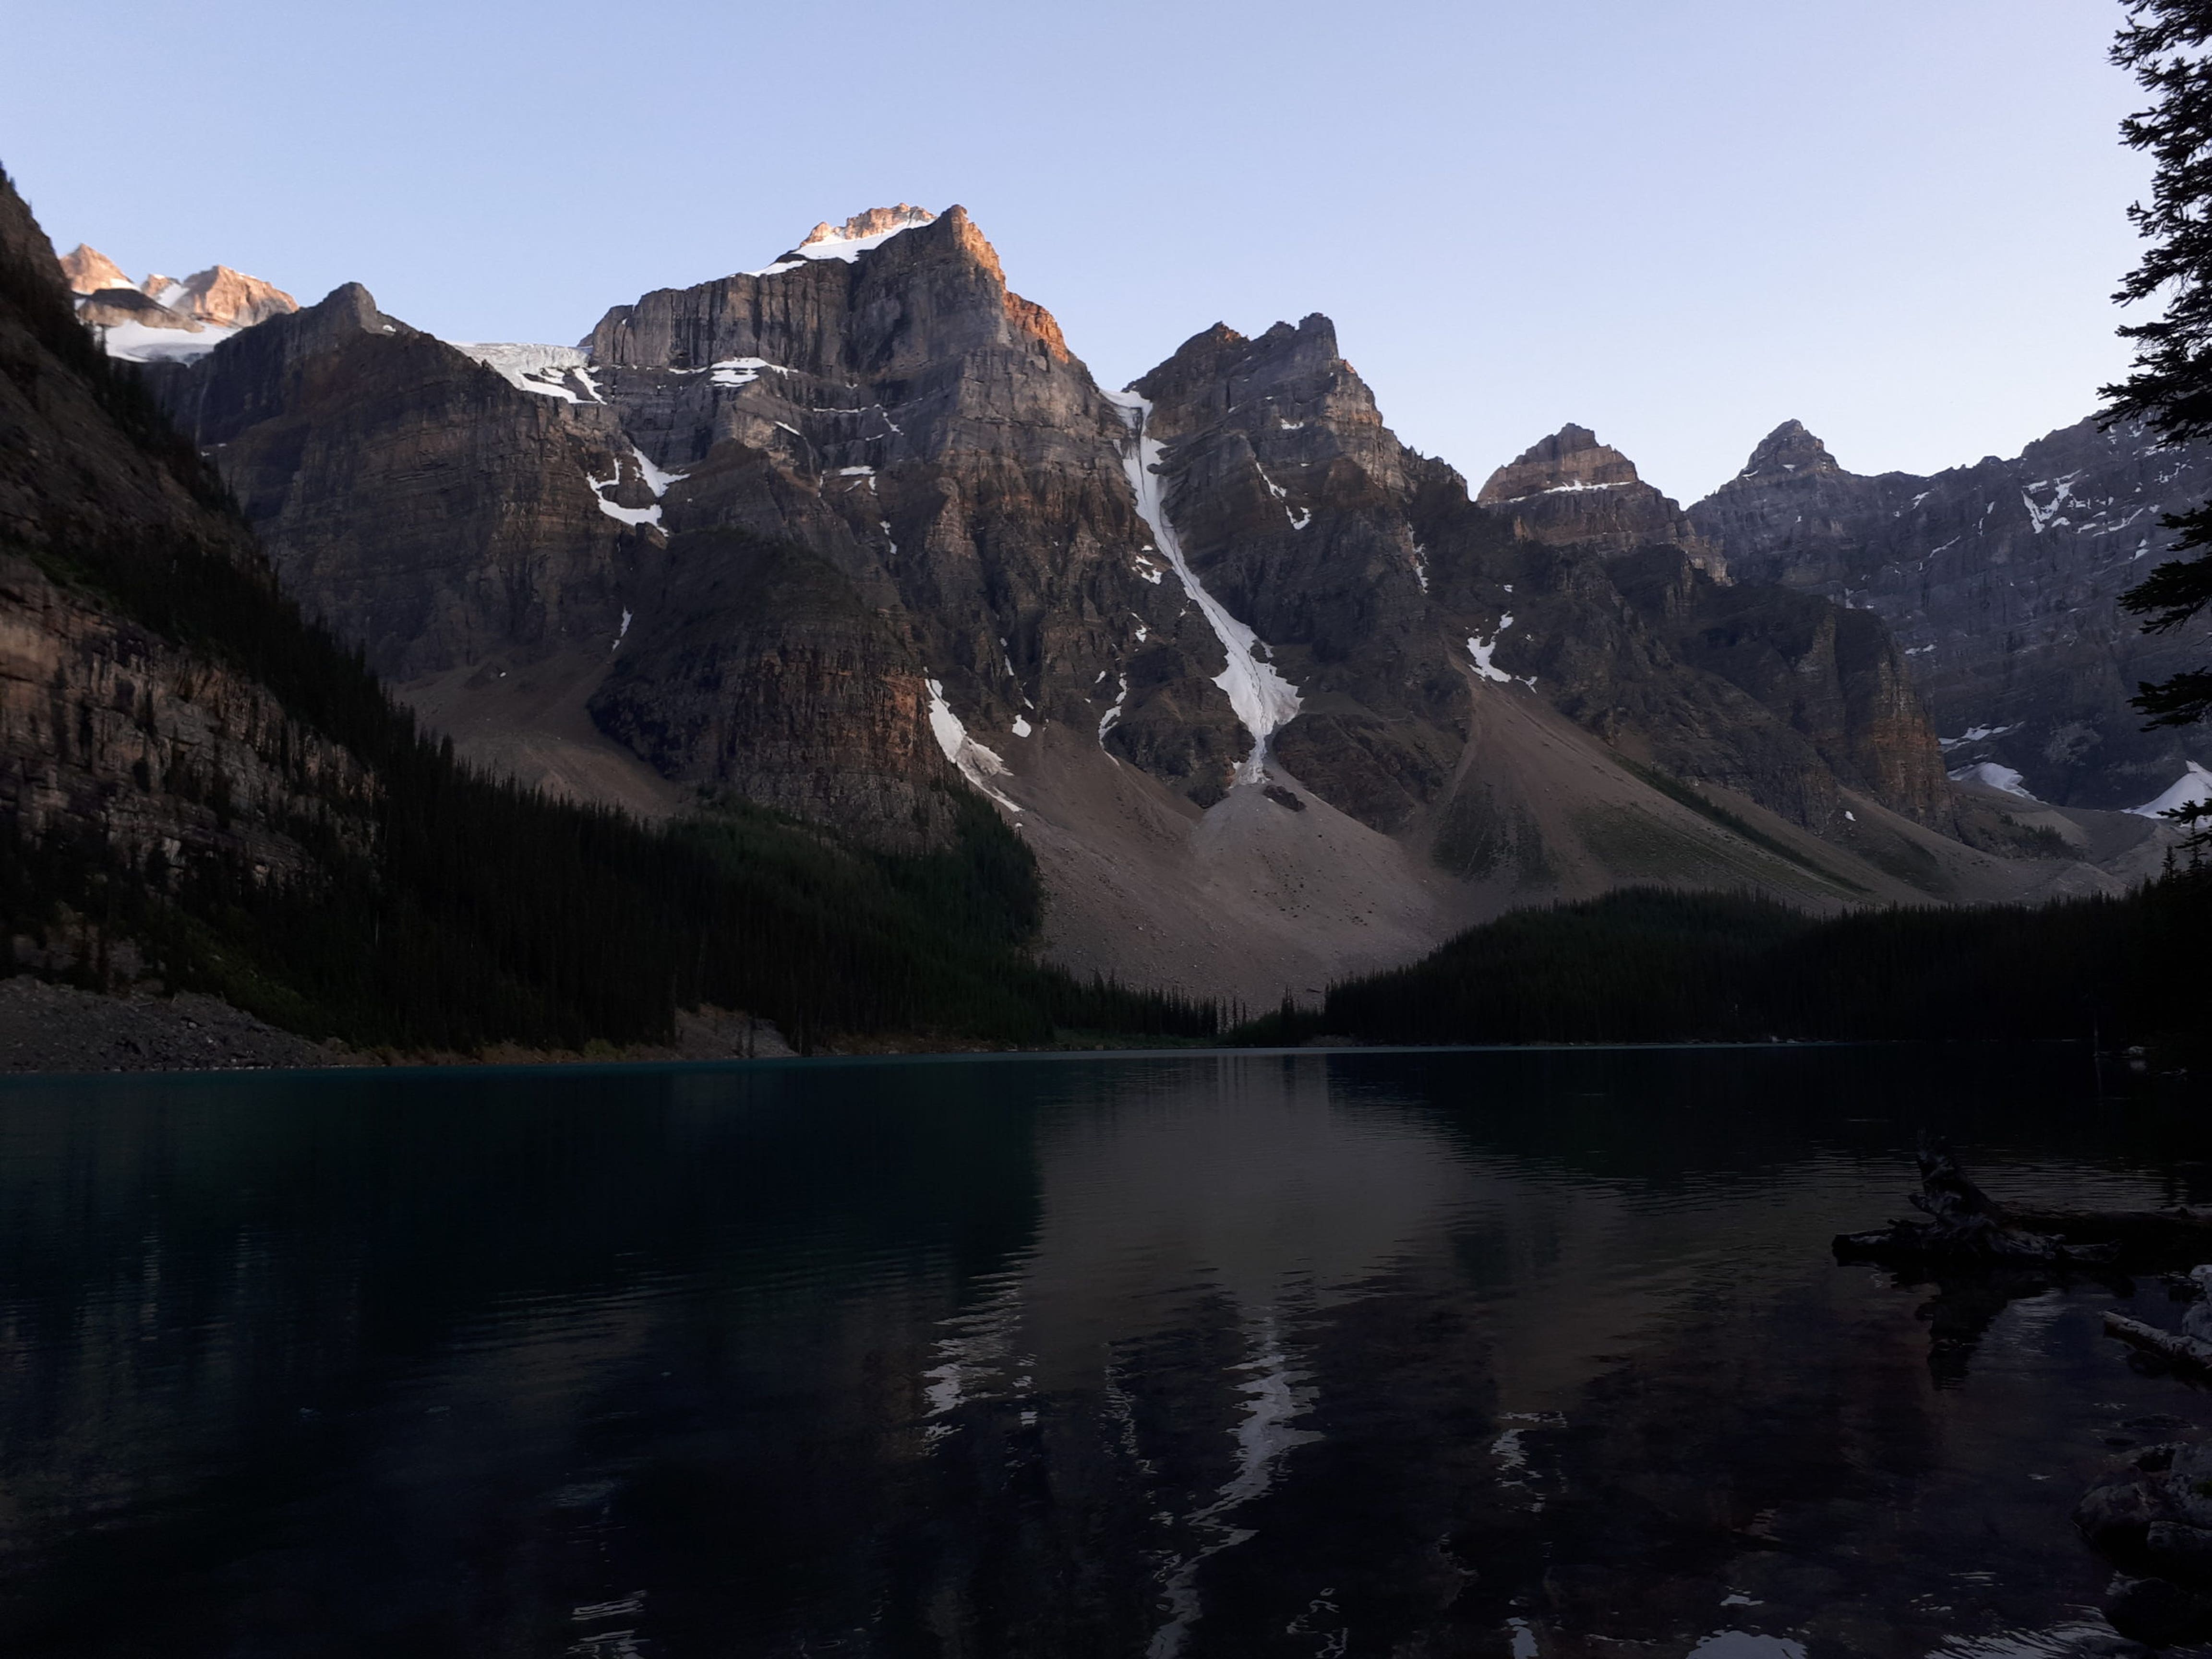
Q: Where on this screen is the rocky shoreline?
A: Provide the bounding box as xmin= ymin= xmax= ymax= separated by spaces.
xmin=0 ymin=976 xmax=800 ymax=1074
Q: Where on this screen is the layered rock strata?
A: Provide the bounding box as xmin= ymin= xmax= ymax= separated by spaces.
xmin=169 ymin=283 xmax=649 ymax=685
xmin=577 ymin=204 xmax=1250 ymax=817
xmin=1479 ymin=424 xmax=1724 ymax=576
xmin=57 ymin=242 xmax=129 ymax=295
xmin=0 ymin=180 xmax=375 ymax=909
xmin=1690 ymin=417 xmax=2212 ymax=809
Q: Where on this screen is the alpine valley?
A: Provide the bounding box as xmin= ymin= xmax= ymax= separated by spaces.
xmin=14 ymin=181 xmax=2211 ymax=1018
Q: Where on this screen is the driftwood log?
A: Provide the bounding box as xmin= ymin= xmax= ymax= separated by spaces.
xmin=1995 ymin=1208 xmax=2212 ymax=1262
xmin=2104 ymin=1310 xmax=2212 ymax=1372
xmin=1834 ymin=1142 xmax=2124 ymax=1270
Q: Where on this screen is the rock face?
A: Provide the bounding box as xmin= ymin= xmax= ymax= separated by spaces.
xmin=159 ymin=264 xmax=298 ymax=329
xmin=1689 ymin=417 xmax=2212 ymax=809
xmin=1126 ymin=315 xmax=1449 ymax=828
xmin=0 ymin=548 xmax=373 ymax=888
xmin=1478 ymin=424 xmax=1723 ymax=576
xmin=75 ymin=286 xmax=200 ymax=332
xmin=169 ymin=283 xmax=648 ymax=684
xmin=590 ymin=530 xmax=965 ymax=842
xmin=0 ymin=179 xmax=376 ymax=921
xmin=1119 ymin=321 xmax=1950 ymax=838
xmin=576 ymin=204 xmax=1242 ymax=822
xmin=1607 ymin=547 xmax=1956 ymax=828
xmin=798 ymin=204 xmax=936 ymax=248
xmin=57 ymin=245 xmax=299 ymax=367
xmin=1402 ymin=449 xmax=1950 ymax=838
xmin=58 ymin=243 xmax=298 ymax=326
xmin=58 ymin=242 xmax=130 ymax=294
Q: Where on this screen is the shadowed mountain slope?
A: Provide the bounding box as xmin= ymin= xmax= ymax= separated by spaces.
xmin=1690 ymin=416 xmax=2212 ymax=812
xmin=0 ymin=167 xmax=1211 ymax=1049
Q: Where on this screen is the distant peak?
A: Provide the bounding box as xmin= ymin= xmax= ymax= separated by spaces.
xmin=56 ymin=243 xmax=297 ymax=326
xmin=1736 ymin=419 xmax=1838 ymax=481
xmin=797 ymin=204 xmax=937 ymax=250
xmin=58 ymin=243 xmax=131 ymax=295
xmin=1512 ymin=424 xmax=1604 ymax=467
xmin=173 ymin=264 xmax=300 ymax=328
xmin=1478 ymin=424 xmax=1641 ymax=504
xmin=300 ymin=281 xmax=412 ymax=342
xmin=743 ymin=205 xmax=942 ymax=276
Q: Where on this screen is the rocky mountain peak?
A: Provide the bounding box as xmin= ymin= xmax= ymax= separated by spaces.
xmin=1475 ymin=423 xmax=1722 ymax=575
xmin=1736 ymin=419 xmax=1839 ymax=481
xmin=1687 ymin=411 xmax=2212 ymax=809
xmin=245 ymin=282 xmax=418 ymax=364
xmin=59 ymin=242 xmax=130 ymax=294
xmin=1131 ymin=311 xmax=1395 ymax=484
xmin=57 ymin=246 xmax=296 ymax=325
xmin=182 ymin=282 xmax=424 ymax=444
xmin=57 ymin=245 xmax=298 ymax=358
xmin=1476 ymin=424 xmax=1641 ymax=505
xmin=798 ymin=204 xmax=937 ymax=251
xmin=168 ymin=264 xmax=299 ymax=328
xmin=587 ymin=203 xmax=1069 ymax=381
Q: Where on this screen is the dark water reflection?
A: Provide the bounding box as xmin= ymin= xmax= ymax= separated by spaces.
xmin=0 ymin=1046 xmax=2207 ymax=1658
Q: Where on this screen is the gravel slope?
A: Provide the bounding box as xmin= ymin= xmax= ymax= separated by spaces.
xmin=0 ymin=977 xmax=342 ymax=1072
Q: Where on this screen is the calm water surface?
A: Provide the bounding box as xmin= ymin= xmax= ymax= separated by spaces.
xmin=0 ymin=1046 xmax=2206 ymax=1659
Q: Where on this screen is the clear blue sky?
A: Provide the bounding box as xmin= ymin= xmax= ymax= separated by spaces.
xmin=0 ymin=0 xmax=2152 ymax=502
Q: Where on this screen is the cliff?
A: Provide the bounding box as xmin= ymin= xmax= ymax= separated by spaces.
xmin=1478 ymin=424 xmax=1723 ymax=576
xmin=1690 ymin=416 xmax=2212 ymax=809
xmin=0 ymin=181 xmax=375 ymax=919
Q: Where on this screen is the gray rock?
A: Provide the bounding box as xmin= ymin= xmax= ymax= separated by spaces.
xmin=2078 ymin=1479 xmax=2162 ymax=1551
xmin=1688 ymin=417 xmax=2212 ymax=810
xmin=2105 ymin=1574 xmax=2212 ymax=1647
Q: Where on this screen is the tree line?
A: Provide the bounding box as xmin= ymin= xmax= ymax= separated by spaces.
xmin=1235 ymin=878 xmax=2212 ymax=1057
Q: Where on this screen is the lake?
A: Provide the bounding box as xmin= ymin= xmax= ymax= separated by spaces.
xmin=0 ymin=1046 xmax=2203 ymax=1658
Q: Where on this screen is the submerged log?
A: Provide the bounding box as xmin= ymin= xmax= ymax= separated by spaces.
xmin=1833 ymin=1141 xmax=2122 ymax=1271
xmin=1992 ymin=1207 xmax=2212 ymax=1261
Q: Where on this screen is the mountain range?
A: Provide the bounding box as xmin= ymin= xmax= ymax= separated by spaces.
xmin=20 ymin=193 xmax=2210 ymax=1008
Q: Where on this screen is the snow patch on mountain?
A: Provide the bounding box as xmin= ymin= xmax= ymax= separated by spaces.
xmin=1467 ymin=617 xmax=1534 ymax=688
xmin=926 ymin=678 xmax=1020 ymax=811
xmin=1098 ymin=674 xmax=1129 ymax=745
xmin=747 ymin=206 xmax=937 ymax=276
xmin=584 ymin=464 xmax=662 ymax=529
xmin=710 ymin=357 xmax=787 ymax=387
xmin=1948 ymin=760 xmax=2038 ymax=800
xmin=1939 ymin=723 xmax=2020 ymax=750
xmin=96 ymin=320 xmax=237 ymax=363
xmin=630 ymin=445 xmax=686 ymax=498
xmin=1253 ymin=460 xmax=1310 ymax=530
xmin=1105 ymin=389 xmax=1300 ymax=784
xmin=2129 ymin=760 xmax=2212 ymax=820
xmin=451 ymin=342 xmax=604 ymax=404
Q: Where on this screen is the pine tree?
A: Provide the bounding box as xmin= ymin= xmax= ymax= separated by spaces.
xmin=2108 ymin=2 xmax=2212 ymax=801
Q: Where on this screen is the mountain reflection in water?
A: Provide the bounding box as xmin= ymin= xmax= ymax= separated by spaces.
xmin=0 ymin=1047 xmax=2206 ymax=1659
